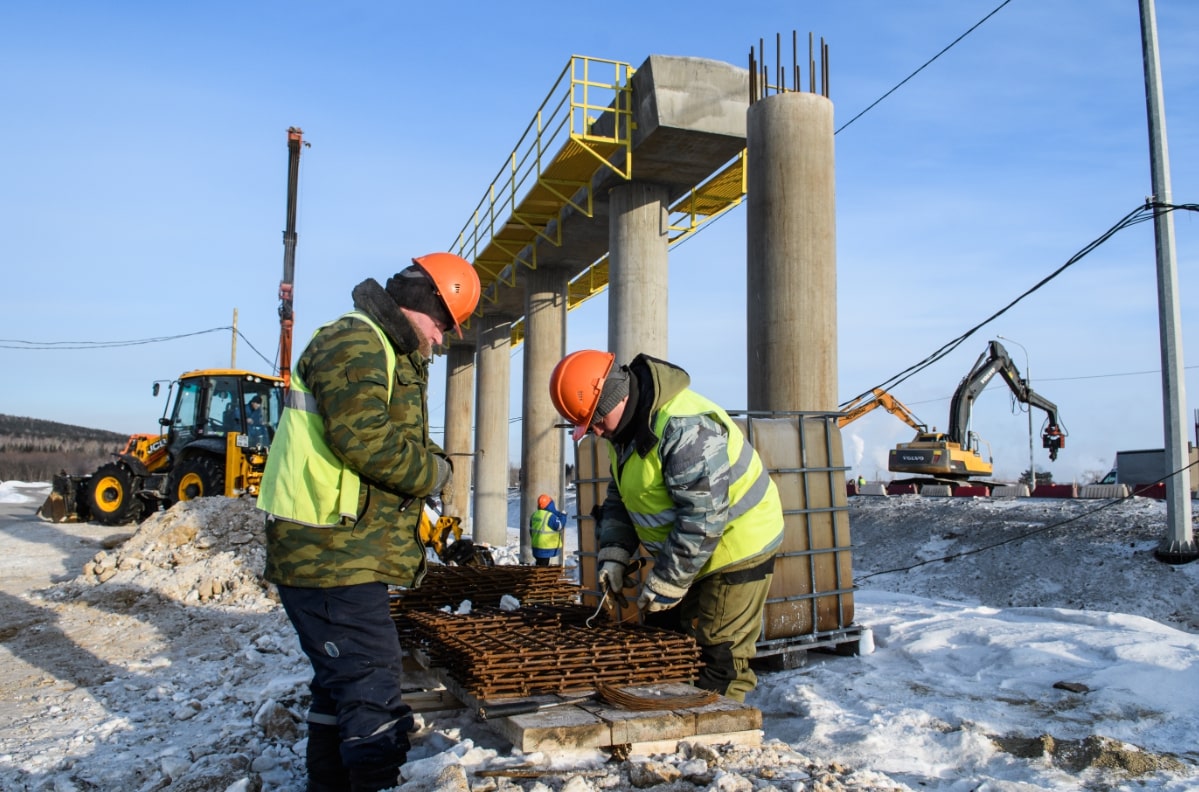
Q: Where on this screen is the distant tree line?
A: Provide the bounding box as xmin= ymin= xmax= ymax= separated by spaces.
xmin=0 ymin=414 xmax=128 ymax=482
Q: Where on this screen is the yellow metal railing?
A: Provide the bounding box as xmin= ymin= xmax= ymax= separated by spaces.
xmin=451 ymin=56 xmax=635 ymax=318
xmin=509 ymin=151 xmax=748 ymax=347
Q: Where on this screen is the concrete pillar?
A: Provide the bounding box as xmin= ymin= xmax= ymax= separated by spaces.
xmin=608 ymin=182 xmax=670 ymax=364
xmin=472 ymin=311 xmax=513 ymax=549
xmin=520 ymin=268 xmax=569 ymax=564
xmin=746 ymin=92 xmax=837 ymax=412
xmin=441 ymin=342 xmax=475 ymax=530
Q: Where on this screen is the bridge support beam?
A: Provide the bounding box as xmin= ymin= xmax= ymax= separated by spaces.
xmin=746 ymin=92 xmax=837 ymax=412
xmin=473 ymin=311 xmax=514 ymax=548
xmin=519 ymin=267 xmax=569 ymax=563
xmin=442 ymin=342 xmax=476 ymax=530
xmin=608 ymin=181 xmax=670 ymax=365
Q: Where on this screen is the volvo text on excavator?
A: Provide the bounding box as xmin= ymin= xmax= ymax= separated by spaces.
xmin=888 ymin=340 xmax=1066 ymax=482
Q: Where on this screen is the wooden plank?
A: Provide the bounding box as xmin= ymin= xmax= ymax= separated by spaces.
xmin=490 ymin=705 xmax=612 ymax=752
xmin=597 ymin=704 xmax=691 ymax=745
xmin=629 ymin=728 xmax=763 ymax=756
xmin=486 ymin=682 xmax=762 ymax=752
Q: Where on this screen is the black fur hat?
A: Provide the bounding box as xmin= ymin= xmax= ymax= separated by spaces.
xmin=385 ymin=265 xmax=453 ymax=328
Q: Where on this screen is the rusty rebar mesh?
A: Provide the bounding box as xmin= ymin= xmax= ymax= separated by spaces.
xmin=400 ymin=606 xmax=702 ymax=698
xmin=389 ymin=565 xmax=582 ymax=645
xmin=390 ymin=565 xmax=579 ymax=612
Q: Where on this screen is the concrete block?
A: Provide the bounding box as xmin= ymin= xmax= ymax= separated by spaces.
xmin=920 ymin=485 xmax=953 ymax=497
xmin=1078 ymin=484 xmax=1129 ymax=499
xmin=991 ymin=484 xmax=1030 ymax=498
xmin=953 ymin=485 xmax=990 ymax=497
xmin=1130 ymin=482 xmax=1167 ymax=500
xmin=1033 ymin=484 xmax=1078 ymax=499
xmin=859 ymin=483 xmax=889 ymax=496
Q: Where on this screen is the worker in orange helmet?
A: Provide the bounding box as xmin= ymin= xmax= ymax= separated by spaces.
xmin=259 ymin=252 xmax=480 ymax=792
xmin=548 ymin=350 xmax=784 ymax=701
xmin=529 ymin=493 xmax=567 ymax=566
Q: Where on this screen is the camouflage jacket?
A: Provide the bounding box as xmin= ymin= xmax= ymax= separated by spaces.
xmin=597 ymin=354 xmax=780 ymax=590
xmin=263 ymin=278 xmax=446 ymax=589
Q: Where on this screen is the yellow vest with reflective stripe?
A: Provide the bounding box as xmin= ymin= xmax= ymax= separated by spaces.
xmin=530 ymin=509 xmax=563 ymax=551
xmin=607 ymin=389 xmax=782 ymax=577
xmin=256 ymin=312 xmax=396 ymax=526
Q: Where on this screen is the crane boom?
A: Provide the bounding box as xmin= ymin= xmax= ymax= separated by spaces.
xmin=278 ymin=126 xmax=305 ymax=391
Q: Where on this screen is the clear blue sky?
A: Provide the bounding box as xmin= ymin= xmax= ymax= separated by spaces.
xmin=2 ymin=1 xmax=1197 ymax=484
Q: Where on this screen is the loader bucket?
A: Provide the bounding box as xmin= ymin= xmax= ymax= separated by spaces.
xmin=37 ymin=473 xmax=90 ymax=523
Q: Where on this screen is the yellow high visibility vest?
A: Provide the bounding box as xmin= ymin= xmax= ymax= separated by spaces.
xmin=607 ymin=389 xmax=782 ymax=578
xmin=256 ymin=312 xmax=395 ymax=526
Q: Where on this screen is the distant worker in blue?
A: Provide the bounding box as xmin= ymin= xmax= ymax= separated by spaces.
xmin=529 ymin=493 xmax=567 ymax=566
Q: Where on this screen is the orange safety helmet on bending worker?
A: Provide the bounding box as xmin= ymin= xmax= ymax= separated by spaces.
xmin=411 ymin=252 xmax=481 ymax=337
xmin=549 ymin=350 xmax=616 ymax=441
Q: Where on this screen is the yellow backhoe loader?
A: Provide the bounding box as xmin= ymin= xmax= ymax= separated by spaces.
xmin=40 ymin=369 xmax=284 ymax=525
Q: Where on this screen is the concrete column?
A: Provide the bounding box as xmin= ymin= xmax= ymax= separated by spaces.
xmin=608 ymin=182 xmax=670 ymax=364
xmin=746 ymin=92 xmax=837 ymax=412
xmin=441 ymin=341 xmax=475 ymax=530
xmin=472 ymin=311 xmax=513 ymax=549
xmin=520 ymin=268 xmax=569 ymax=564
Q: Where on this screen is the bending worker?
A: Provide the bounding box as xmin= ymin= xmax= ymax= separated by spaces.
xmin=529 ymin=493 xmax=567 ymax=566
xmin=257 ymin=253 xmax=480 ymax=792
xmin=548 ymin=350 xmax=784 ymax=701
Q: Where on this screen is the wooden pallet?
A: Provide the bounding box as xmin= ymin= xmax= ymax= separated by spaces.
xmin=460 ymin=679 xmax=762 ymax=753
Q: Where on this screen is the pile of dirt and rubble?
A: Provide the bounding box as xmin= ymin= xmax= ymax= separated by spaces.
xmin=64 ymin=495 xmax=277 ymax=610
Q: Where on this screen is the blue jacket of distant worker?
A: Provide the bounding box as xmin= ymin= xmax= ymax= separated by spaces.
xmin=529 ymin=498 xmax=567 ymax=558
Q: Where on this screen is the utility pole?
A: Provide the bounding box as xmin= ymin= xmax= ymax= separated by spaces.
xmin=1140 ymin=0 xmax=1195 ymax=563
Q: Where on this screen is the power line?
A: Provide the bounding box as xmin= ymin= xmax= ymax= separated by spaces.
xmin=839 ymin=202 xmax=1199 ymax=410
xmin=1 ymin=326 xmax=279 ymax=372
xmin=835 ymin=0 xmax=1014 ymax=135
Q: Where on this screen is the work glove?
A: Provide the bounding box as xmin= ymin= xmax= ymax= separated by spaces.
xmin=637 ymin=573 xmax=688 ymax=613
xmin=432 ymin=456 xmax=453 ymax=504
xmin=598 ymin=561 xmax=632 ymax=595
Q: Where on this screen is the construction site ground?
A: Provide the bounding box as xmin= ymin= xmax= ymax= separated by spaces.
xmin=0 ymin=494 xmax=761 ymax=761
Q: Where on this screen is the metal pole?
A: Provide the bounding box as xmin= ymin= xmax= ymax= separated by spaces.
xmin=998 ymin=335 xmax=1034 ymax=492
xmin=1140 ymin=0 xmax=1195 ymax=563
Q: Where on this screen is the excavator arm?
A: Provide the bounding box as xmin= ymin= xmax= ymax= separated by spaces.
xmin=949 ymin=340 xmax=1066 ymax=461
xmin=839 ymin=388 xmax=927 ymax=432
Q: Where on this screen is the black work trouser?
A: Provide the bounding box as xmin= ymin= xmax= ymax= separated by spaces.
xmin=278 ymin=582 xmax=413 ymax=791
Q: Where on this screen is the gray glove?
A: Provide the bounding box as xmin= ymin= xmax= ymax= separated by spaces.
xmin=598 ymin=560 xmax=629 ymax=595
xmin=432 ymin=456 xmax=452 ymax=501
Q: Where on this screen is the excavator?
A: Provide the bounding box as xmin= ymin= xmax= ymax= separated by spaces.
xmin=887 ymin=340 xmax=1066 ymax=483
xmin=838 ymin=388 xmax=927 ymax=433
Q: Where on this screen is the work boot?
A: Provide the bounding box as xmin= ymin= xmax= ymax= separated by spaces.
xmin=306 ymin=722 xmax=350 ymax=792
xmin=348 ymin=761 xmax=403 ymax=792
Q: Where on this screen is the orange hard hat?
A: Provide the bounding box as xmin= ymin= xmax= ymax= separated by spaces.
xmin=537 ymin=494 xmax=552 ymax=510
xmin=549 ymin=350 xmax=615 ymax=441
xmin=411 ymin=253 xmax=481 ymax=337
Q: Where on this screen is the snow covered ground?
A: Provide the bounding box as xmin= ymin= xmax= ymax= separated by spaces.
xmin=1 ymin=481 xmax=1198 ymax=791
